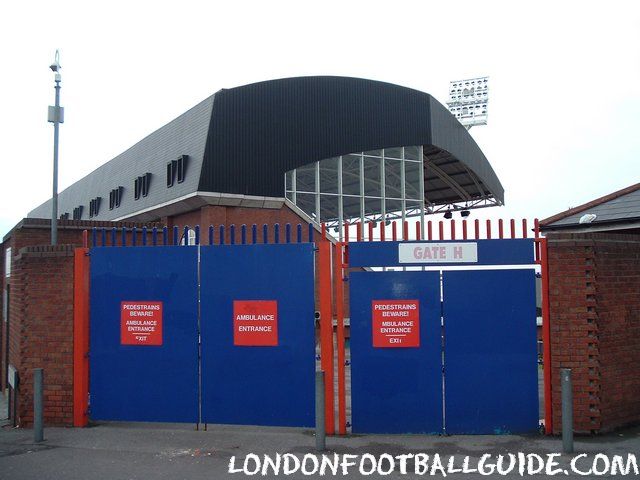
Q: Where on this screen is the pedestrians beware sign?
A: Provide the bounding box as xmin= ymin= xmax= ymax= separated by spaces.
xmin=372 ymin=300 xmax=420 ymax=347
xmin=233 ymin=300 xmax=278 ymax=346
xmin=121 ymin=301 xmax=163 ymax=345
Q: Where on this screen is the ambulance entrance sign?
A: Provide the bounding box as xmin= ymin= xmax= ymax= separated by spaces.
xmin=233 ymin=300 xmax=278 ymax=346
xmin=372 ymin=300 xmax=420 ymax=348
xmin=121 ymin=301 xmax=163 ymax=346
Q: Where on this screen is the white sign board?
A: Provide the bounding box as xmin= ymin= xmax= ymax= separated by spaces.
xmin=8 ymin=364 xmax=17 ymax=389
xmin=5 ymin=247 xmax=11 ymax=278
xmin=399 ymin=243 xmax=478 ymax=264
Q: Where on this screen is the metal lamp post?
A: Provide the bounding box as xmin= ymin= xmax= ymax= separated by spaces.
xmin=48 ymin=50 xmax=64 ymax=245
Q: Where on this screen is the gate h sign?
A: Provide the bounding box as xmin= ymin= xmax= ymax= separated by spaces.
xmin=400 ymin=243 xmax=477 ymax=263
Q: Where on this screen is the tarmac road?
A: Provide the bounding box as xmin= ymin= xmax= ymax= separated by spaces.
xmin=1 ymin=421 xmax=640 ymax=479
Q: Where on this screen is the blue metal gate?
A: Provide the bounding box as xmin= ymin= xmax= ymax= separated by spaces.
xmin=88 ymin=226 xmax=315 ymax=426
xmin=348 ymin=238 xmax=539 ymax=434
xmin=350 ymin=271 xmax=442 ymax=434
xmin=443 ymin=269 xmax=538 ymax=434
xmin=200 ymin=244 xmax=315 ymax=427
xmin=90 ymin=247 xmax=199 ymax=422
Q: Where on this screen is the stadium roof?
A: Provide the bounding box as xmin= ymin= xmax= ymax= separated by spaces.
xmin=29 ymin=76 xmax=504 ymax=222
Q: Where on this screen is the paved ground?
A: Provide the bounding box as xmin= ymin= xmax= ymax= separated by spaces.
xmin=1 ymin=421 xmax=639 ymax=479
xmin=0 ymin=360 xmax=611 ymax=479
xmin=0 ymin=390 xmax=8 ymax=428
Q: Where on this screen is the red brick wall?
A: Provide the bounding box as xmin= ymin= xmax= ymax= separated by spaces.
xmin=594 ymin=237 xmax=640 ymax=430
xmin=170 ymin=204 xmax=311 ymax=244
xmin=8 ymin=245 xmax=75 ymax=427
xmin=548 ymin=232 xmax=640 ymax=434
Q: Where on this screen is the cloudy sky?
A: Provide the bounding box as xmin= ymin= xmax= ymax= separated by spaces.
xmin=1 ymin=1 xmax=638 ymax=238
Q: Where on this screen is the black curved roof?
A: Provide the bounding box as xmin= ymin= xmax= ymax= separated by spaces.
xmin=29 ymin=76 xmax=503 ymax=222
xmin=200 ymin=76 xmax=503 ymax=204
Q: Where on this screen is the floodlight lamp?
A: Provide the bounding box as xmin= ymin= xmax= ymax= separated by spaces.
xmin=461 ymin=210 xmax=470 ymax=218
xmin=446 ymin=76 xmax=489 ymax=128
xmin=444 ymin=211 xmax=453 ymax=220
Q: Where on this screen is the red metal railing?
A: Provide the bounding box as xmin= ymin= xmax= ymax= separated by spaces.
xmin=342 ymin=218 xmax=539 ymax=242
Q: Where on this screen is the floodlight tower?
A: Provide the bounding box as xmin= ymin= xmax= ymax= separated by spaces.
xmin=444 ymin=76 xmax=489 ymax=218
xmin=446 ymin=76 xmax=489 ymax=130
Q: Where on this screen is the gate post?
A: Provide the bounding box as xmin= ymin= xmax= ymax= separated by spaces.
xmin=334 ymin=241 xmax=347 ymax=435
xmin=34 ymin=368 xmax=44 ymax=442
xmin=73 ymin=244 xmax=90 ymax=427
xmin=315 ymin=371 xmax=326 ymax=451
xmin=318 ymin=225 xmax=335 ymax=435
xmin=539 ymin=236 xmax=553 ymax=434
xmin=561 ymin=369 xmax=573 ymax=453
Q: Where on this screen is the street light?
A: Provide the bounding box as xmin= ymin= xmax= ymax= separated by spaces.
xmin=47 ymin=50 xmax=64 ymax=245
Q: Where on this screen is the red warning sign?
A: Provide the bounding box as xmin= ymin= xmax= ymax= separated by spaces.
xmin=121 ymin=301 xmax=163 ymax=346
xmin=233 ymin=300 xmax=278 ymax=346
xmin=372 ymin=300 xmax=420 ymax=348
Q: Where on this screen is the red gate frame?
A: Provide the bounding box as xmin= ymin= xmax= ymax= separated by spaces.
xmin=334 ymin=238 xmax=347 ymax=435
xmin=73 ymin=232 xmax=90 ymax=427
xmin=334 ymin=218 xmax=553 ymax=435
xmin=318 ymin=224 xmax=335 ymax=435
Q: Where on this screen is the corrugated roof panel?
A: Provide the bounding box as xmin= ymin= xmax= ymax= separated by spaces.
xmin=199 ymin=76 xmax=503 ymax=205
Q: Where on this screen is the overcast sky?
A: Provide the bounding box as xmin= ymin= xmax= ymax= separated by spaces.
xmin=1 ymin=1 xmax=639 ymax=238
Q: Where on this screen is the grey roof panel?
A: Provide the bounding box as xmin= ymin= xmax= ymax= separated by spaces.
xmin=552 ymin=188 xmax=640 ymax=226
xmin=29 ymin=95 xmax=215 ymax=221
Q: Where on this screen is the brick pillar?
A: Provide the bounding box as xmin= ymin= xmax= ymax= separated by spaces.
xmin=548 ymin=232 xmax=640 ymax=434
xmin=548 ymin=236 xmax=600 ymax=434
xmin=591 ymin=236 xmax=640 ymax=430
xmin=8 ymin=245 xmax=75 ymax=427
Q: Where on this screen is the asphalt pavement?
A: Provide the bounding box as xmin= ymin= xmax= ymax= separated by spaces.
xmin=1 ymin=421 xmax=640 ymax=479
